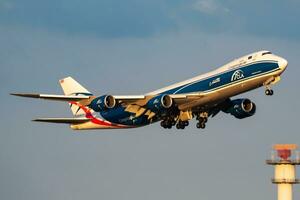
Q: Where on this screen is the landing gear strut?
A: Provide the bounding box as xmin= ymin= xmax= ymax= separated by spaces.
xmin=264 ymin=82 xmax=274 ymax=96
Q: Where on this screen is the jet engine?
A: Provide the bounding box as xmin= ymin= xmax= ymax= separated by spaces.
xmin=223 ymin=98 xmax=256 ymax=119
xmin=147 ymin=94 xmax=173 ymax=112
xmin=90 ymin=95 xmax=116 ymax=112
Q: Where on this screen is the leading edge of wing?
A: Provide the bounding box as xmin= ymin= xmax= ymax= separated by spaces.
xmin=10 ymin=93 xmax=90 ymax=101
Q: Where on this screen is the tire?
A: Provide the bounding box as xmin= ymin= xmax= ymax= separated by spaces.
xmin=265 ymin=89 xmax=272 ymax=96
xmin=200 ymin=123 xmax=206 ymax=129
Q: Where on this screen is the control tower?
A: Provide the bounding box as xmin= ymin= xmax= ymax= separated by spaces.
xmin=266 ymin=144 xmax=300 ymax=200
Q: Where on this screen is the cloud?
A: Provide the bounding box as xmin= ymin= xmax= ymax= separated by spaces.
xmin=192 ymin=0 xmax=229 ymax=14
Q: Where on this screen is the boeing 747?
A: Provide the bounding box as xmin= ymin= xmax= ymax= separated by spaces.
xmin=12 ymin=50 xmax=288 ymax=130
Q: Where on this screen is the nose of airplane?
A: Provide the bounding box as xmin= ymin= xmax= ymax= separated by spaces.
xmin=278 ymin=58 xmax=288 ymax=71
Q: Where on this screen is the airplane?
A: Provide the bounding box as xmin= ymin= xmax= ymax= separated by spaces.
xmin=11 ymin=50 xmax=288 ymax=130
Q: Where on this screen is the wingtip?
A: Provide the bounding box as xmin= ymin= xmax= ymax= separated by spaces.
xmin=10 ymin=93 xmax=40 ymax=98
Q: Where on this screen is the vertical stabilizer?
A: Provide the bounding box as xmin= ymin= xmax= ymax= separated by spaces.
xmin=59 ymin=77 xmax=93 ymax=116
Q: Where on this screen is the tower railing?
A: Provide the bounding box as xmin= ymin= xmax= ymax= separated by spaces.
xmin=271 ymin=178 xmax=300 ymax=184
xmin=266 ymin=159 xmax=300 ymax=165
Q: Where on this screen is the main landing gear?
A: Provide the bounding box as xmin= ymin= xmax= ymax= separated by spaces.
xmin=196 ymin=117 xmax=207 ymax=129
xmin=160 ymin=118 xmax=190 ymax=130
xmin=196 ymin=112 xmax=208 ymax=129
xmin=176 ymin=120 xmax=189 ymax=129
xmin=160 ymin=119 xmax=176 ymax=129
xmin=160 ymin=111 xmax=209 ymax=130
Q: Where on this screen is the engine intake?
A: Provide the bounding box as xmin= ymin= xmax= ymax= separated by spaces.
xmin=147 ymin=94 xmax=173 ymax=112
xmin=224 ymin=98 xmax=256 ymax=119
xmin=90 ymin=95 xmax=116 ymax=112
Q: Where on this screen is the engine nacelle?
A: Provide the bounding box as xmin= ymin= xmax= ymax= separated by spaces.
xmin=147 ymin=94 xmax=173 ymax=112
xmin=224 ymin=98 xmax=256 ymax=119
xmin=90 ymin=95 xmax=116 ymax=112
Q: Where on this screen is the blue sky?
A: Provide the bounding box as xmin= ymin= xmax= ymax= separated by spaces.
xmin=1 ymin=1 xmax=300 ymax=200
xmin=1 ymin=0 xmax=300 ymax=38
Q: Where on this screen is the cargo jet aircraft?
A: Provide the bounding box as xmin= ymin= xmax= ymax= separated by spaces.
xmin=12 ymin=50 xmax=288 ymax=130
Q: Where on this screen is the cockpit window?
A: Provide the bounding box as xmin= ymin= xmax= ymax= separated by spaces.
xmin=248 ymin=56 xmax=252 ymax=60
xmin=262 ymin=52 xmax=272 ymax=56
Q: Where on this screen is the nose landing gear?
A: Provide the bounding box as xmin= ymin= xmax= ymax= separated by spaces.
xmin=265 ymin=88 xmax=274 ymax=96
xmin=263 ymin=77 xmax=277 ymax=96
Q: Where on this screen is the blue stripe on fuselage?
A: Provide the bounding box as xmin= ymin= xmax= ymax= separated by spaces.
xmin=100 ymin=60 xmax=280 ymax=126
xmin=160 ymin=61 xmax=279 ymax=95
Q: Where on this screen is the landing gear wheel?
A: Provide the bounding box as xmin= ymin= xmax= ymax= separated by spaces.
xmin=200 ymin=123 xmax=206 ymax=129
xmin=198 ymin=117 xmax=207 ymax=123
xmin=196 ymin=122 xmax=206 ymax=129
xmin=176 ymin=120 xmax=188 ymax=130
xmin=265 ymin=89 xmax=274 ymax=96
xmin=176 ymin=124 xmax=184 ymax=129
xmin=161 ymin=120 xmax=173 ymax=129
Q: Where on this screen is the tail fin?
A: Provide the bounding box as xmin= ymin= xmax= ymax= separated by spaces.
xmin=59 ymin=77 xmax=93 ymax=116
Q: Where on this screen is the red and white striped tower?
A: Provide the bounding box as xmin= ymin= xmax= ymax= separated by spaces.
xmin=266 ymin=144 xmax=300 ymax=200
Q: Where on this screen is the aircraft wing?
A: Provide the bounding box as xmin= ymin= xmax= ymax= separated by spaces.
xmin=169 ymin=92 xmax=209 ymax=110
xmin=33 ymin=117 xmax=90 ymax=124
xmin=169 ymin=93 xmax=205 ymax=101
xmin=121 ymin=92 xmax=208 ymax=119
xmin=11 ymin=93 xmax=91 ymax=102
xmin=113 ymin=95 xmax=147 ymax=105
xmin=113 ymin=93 xmax=206 ymax=107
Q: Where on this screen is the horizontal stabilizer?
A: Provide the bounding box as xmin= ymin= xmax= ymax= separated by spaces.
xmin=11 ymin=93 xmax=91 ymax=102
xmin=32 ymin=118 xmax=90 ymax=124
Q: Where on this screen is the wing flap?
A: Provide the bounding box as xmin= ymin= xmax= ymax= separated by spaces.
xmin=32 ymin=118 xmax=90 ymax=124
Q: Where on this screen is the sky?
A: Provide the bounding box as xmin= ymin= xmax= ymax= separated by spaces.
xmin=1 ymin=0 xmax=300 ymax=200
